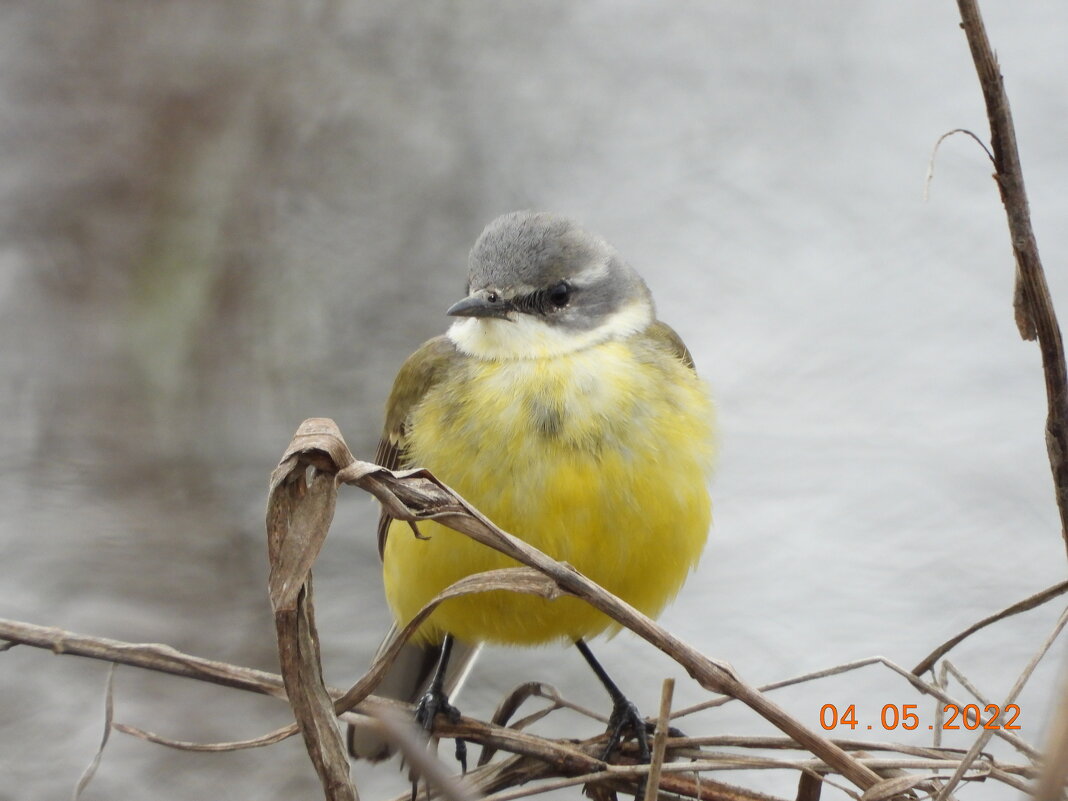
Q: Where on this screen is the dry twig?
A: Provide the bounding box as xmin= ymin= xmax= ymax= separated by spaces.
xmin=949 ymin=8 xmax=1068 ymax=794
xmin=955 ymin=0 xmax=1068 ymax=563
xmin=72 ymin=664 xmax=116 ymax=801
xmin=0 ymin=615 xmax=1043 ymax=798
xmin=912 ymin=580 xmax=1068 ymax=676
xmin=642 ymin=678 xmax=674 ymax=801
xmin=933 ymin=606 xmax=1068 ymax=800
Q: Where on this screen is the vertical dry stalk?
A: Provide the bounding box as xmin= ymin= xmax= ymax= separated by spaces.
xmin=642 ymin=678 xmax=675 ymax=801
xmin=954 ymin=3 xmax=1068 ymax=797
xmin=267 ymin=453 xmax=359 ymax=801
xmin=955 ymin=0 xmax=1068 ymax=563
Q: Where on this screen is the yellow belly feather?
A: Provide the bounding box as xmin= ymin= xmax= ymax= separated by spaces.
xmin=382 ymin=338 xmax=714 ymax=645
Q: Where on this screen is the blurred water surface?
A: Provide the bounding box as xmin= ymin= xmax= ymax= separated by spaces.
xmin=2 ymin=2 xmax=1067 ymax=799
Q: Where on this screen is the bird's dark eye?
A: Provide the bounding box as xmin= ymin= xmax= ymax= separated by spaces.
xmin=486 ymin=290 xmax=499 ymax=303
xmin=548 ymin=281 xmax=571 ymax=308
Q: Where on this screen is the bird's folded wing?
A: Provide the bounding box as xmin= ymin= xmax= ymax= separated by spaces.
xmin=374 ymin=334 xmax=464 ymax=558
xmin=646 ymin=319 xmax=697 ymax=372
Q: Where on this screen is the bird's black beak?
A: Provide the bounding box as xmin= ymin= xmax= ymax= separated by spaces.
xmin=446 ymin=290 xmax=513 ymax=320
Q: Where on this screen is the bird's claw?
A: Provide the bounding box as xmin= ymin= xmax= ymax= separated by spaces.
xmin=601 ymin=698 xmax=651 ymax=763
xmin=599 ymin=699 xmax=652 ymax=799
xmin=414 ymin=685 xmax=468 ymax=773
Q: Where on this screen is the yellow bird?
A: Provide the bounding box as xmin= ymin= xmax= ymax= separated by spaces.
xmin=350 ymin=211 xmax=714 ymax=767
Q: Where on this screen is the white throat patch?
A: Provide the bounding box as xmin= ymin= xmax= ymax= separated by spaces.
xmin=447 ymin=301 xmax=653 ymax=360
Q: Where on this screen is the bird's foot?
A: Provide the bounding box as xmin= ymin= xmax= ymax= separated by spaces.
xmin=414 ymin=683 xmax=467 ymax=769
xmin=410 ymin=686 xmax=467 ymax=801
xmin=601 ymin=697 xmax=651 ymax=762
xmin=599 ymin=698 xmax=652 ymax=799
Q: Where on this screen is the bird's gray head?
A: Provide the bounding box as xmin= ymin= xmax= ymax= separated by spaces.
xmin=446 ymin=211 xmax=654 ymax=360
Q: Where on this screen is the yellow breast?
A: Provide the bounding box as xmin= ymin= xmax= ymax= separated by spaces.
xmin=382 ymin=336 xmax=714 ymax=645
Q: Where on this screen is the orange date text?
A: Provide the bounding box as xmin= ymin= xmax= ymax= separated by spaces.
xmin=819 ymin=703 xmax=1021 ymax=732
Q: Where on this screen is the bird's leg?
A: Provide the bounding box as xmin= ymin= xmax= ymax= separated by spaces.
xmin=413 ymin=634 xmax=467 ymax=773
xmin=575 ymin=639 xmax=652 ymax=768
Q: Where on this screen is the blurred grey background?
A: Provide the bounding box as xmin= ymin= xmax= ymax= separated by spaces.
xmin=1 ymin=2 xmax=1067 ymax=799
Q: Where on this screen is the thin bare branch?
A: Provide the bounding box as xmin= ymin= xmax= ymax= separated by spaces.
xmin=112 ymin=722 xmax=296 ymax=752
xmin=938 ymin=661 xmax=1040 ymax=760
xmin=0 ymin=616 xmax=602 ymax=773
xmin=0 ymin=614 xmax=1042 ymax=797
xmin=673 ymin=657 xmax=902 ymax=718
xmin=479 ymin=683 xmax=565 ymax=768
xmin=912 ymin=580 xmax=1068 ymax=675
xmin=676 ymin=652 xmax=1039 ymax=760
xmin=520 ymin=683 xmax=608 ymax=724
xmin=934 ymin=605 xmax=1068 ymax=799
xmin=0 ymin=617 xmax=289 ymax=698
xmin=956 ymin=0 xmax=1068 ymax=562
xmin=72 ymin=663 xmax=115 ymax=800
